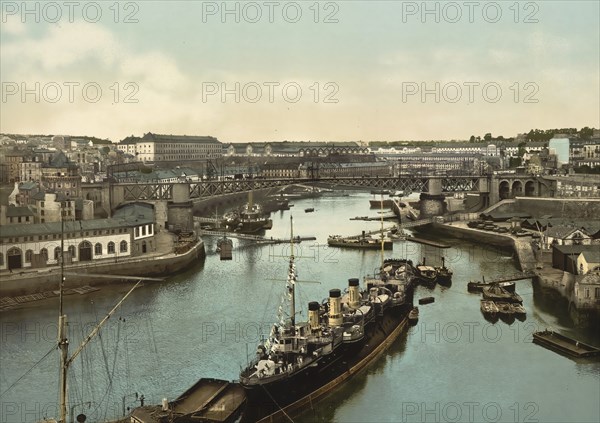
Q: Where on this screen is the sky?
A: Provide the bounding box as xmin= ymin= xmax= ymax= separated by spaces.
xmin=1 ymin=0 xmax=599 ymax=143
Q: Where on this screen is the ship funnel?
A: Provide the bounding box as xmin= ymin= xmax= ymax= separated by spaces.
xmin=328 ymin=289 xmax=343 ymax=327
xmin=348 ymin=278 xmax=360 ymax=309
xmin=308 ymin=301 xmax=320 ymax=331
xmin=369 ymin=287 xmax=378 ymax=301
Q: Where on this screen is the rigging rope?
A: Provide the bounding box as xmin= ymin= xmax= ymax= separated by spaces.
xmin=89 ymin=314 xmax=122 ymax=421
xmin=0 ymin=346 xmax=55 ymax=398
xmin=260 ymin=384 xmax=295 ymax=423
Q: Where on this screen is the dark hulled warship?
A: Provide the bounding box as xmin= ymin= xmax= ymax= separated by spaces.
xmin=238 ymin=221 xmax=415 ymax=421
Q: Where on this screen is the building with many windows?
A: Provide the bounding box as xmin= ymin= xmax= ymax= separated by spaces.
xmin=0 ymin=203 xmax=156 ymax=272
xmin=225 ymin=141 xmax=368 ymax=157
xmin=118 ymin=133 xmax=222 ymax=162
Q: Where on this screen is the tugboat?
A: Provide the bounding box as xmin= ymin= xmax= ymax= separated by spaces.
xmin=238 ymin=217 xmax=412 ymax=422
xmin=226 ymin=191 xmax=273 ymax=234
xmin=435 ymin=257 xmax=453 ymax=286
xmin=415 ymin=258 xmax=437 ymax=286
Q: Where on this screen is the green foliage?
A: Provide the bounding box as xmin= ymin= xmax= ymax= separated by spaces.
xmin=509 ymin=157 xmax=522 ymax=168
xmin=579 ymin=127 xmax=594 ymax=140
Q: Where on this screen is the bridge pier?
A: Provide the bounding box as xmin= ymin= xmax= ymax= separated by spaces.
xmin=419 ymin=179 xmax=446 ymax=218
xmin=167 ymin=184 xmax=194 ymax=232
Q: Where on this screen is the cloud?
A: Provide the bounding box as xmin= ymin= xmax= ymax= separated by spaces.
xmin=0 ymin=22 xmax=219 ymax=140
xmin=0 ymin=19 xmax=27 ymax=35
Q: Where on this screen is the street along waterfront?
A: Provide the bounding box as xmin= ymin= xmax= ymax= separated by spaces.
xmin=0 ymin=192 xmax=598 ymax=423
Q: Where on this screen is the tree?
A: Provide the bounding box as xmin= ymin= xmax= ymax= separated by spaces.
xmin=509 ymin=157 xmax=522 ymax=168
xmin=580 ymin=127 xmax=594 ymax=140
xmin=469 ymin=135 xmax=476 ymax=143
xmin=484 ymin=133 xmax=492 ymax=142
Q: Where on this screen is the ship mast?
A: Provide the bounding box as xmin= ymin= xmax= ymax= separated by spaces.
xmin=57 ymin=201 xmax=144 ymax=422
xmin=58 ymin=204 xmax=68 ymax=423
xmin=380 ymin=195 xmax=384 ymax=270
xmin=289 ymin=216 xmax=296 ymax=331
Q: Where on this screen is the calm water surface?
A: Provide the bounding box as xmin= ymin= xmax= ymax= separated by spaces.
xmin=1 ymin=192 xmax=598 ymax=423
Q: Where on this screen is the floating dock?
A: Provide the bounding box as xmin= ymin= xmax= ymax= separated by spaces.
xmin=130 ymin=378 xmax=246 ymax=423
xmin=532 ymin=331 xmax=600 ymax=358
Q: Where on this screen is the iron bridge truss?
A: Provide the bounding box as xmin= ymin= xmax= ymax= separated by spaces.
xmin=323 ymin=176 xmax=482 ymax=193
xmin=122 ymin=183 xmax=173 ymax=201
xmin=441 ymin=177 xmax=481 ymax=192
xmin=118 ymin=176 xmax=484 ymax=201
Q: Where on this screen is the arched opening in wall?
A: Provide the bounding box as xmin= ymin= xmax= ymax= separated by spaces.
xmin=525 ymin=181 xmax=536 ymax=197
xmin=499 ymin=181 xmax=510 ymax=200
xmin=7 ymin=247 xmax=22 ymax=270
xmin=79 ymin=241 xmax=92 ymax=261
xmin=512 ymin=180 xmax=523 ymax=197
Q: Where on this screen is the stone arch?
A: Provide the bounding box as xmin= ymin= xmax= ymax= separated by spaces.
xmin=512 ymin=180 xmax=523 ymax=196
xmin=499 ymin=180 xmax=511 ymax=200
xmin=525 ymin=180 xmax=536 ymax=197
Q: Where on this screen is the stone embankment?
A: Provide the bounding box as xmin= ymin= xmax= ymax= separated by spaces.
xmin=431 ymin=220 xmax=537 ymax=271
xmin=0 ymin=236 xmax=205 ymax=298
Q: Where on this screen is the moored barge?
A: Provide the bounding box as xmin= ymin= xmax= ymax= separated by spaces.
xmin=532 ymin=330 xmax=600 ymax=358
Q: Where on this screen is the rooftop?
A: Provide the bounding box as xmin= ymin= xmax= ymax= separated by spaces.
xmin=580 ymin=250 xmax=600 ymax=263
xmin=0 ymin=204 xmax=154 ymax=238
xmin=142 ymin=133 xmax=221 ymax=144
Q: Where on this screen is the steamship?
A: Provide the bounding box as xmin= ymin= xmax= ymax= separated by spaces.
xmin=238 ymin=218 xmax=413 ymax=422
xmin=225 ymin=191 xmax=273 ymax=234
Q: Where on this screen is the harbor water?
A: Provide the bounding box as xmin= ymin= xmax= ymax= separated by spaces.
xmin=1 ymin=192 xmax=598 ymax=423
